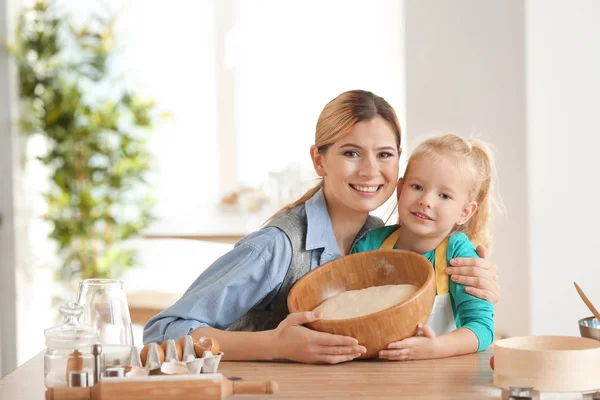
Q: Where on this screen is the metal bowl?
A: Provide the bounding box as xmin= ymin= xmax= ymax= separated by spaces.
xmin=579 ymin=316 xmax=600 ymax=341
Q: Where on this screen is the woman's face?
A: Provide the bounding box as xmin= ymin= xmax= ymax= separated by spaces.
xmin=312 ymin=117 xmax=400 ymax=216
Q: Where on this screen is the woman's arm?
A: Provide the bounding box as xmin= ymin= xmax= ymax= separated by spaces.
xmin=189 ymin=312 xmax=366 ymax=363
xmin=447 ymin=244 xmax=501 ymax=304
xmin=143 ymin=228 xmax=366 ymax=363
xmin=143 ymin=228 xmax=290 ymax=343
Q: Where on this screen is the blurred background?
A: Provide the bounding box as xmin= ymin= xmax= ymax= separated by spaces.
xmin=0 ymin=0 xmax=598 ymax=378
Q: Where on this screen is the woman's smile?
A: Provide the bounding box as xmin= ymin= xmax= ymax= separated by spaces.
xmin=349 ymin=183 xmax=383 ymax=196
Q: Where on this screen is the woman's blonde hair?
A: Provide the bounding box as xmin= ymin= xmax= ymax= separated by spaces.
xmin=266 ymin=90 xmax=401 ymax=223
xmin=406 ymin=134 xmax=500 ymax=249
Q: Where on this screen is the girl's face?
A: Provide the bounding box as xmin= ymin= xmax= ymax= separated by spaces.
xmin=397 ymin=155 xmax=477 ymax=241
xmin=312 ymin=117 xmax=400 ymax=216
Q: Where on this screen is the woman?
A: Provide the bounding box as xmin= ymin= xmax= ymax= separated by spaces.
xmin=143 ymin=90 xmax=500 ymax=364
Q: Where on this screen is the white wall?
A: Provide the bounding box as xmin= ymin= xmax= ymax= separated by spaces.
xmin=405 ymin=0 xmax=530 ymax=337
xmin=405 ymin=0 xmax=600 ymax=337
xmin=526 ymin=0 xmax=600 ymax=335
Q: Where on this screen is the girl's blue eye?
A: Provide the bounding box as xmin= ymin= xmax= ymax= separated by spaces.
xmin=440 ymin=193 xmax=452 ymax=200
xmin=411 ymin=184 xmax=423 ymax=191
xmin=344 ymin=150 xmax=359 ymax=158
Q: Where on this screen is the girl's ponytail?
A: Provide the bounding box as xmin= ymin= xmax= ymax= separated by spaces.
xmin=462 ymin=139 xmax=495 ymax=249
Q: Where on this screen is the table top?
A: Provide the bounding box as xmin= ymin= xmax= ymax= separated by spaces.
xmin=0 ymin=349 xmax=508 ymax=399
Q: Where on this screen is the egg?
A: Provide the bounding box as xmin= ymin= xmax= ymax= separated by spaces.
xmin=176 ymin=336 xmax=186 ymax=348
xmin=160 ymin=339 xmax=183 ymax=361
xmin=160 ymin=361 xmax=188 ymax=375
xmin=194 ymin=336 xmax=220 ymax=357
xmin=176 ymin=336 xmax=190 ymax=354
xmin=125 ymin=366 xmax=150 ymax=377
xmin=176 ymin=335 xmax=197 ymax=362
xmin=140 ymin=342 xmax=165 ymax=367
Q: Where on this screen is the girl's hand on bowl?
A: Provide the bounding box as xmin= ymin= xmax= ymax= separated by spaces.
xmin=271 ymin=311 xmax=366 ymax=364
xmin=379 ymin=324 xmax=441 ymax=361
xmin=447 ymin=244 xmax=500 ymax=304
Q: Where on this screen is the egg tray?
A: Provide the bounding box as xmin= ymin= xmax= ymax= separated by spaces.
xmin=128 ymin=335 xmax=223 ymax=376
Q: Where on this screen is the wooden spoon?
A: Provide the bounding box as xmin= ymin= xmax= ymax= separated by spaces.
xmin=574 ymin=281 xmax=600 ymax=321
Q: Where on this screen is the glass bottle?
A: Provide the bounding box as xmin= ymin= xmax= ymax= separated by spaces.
xmin=44 ymin=302 xmax=98 ymax=388
xmin=76 ymin=279 xmax=133 ymax=367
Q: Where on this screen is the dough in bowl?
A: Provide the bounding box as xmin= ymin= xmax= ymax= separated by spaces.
xmin=312 ymin=284 xmax=419 ymax=320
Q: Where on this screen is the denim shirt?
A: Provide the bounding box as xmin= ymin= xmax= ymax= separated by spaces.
xmin=143 ymin=189 xmax=383 ymax=344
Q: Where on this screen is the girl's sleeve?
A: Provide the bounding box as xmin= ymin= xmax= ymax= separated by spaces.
xmin=351 ymin=234 xmax=371 ymax=253
xmin=143 ymin=227 xmax=293 ymax=344
xmin=351 ymin=225 xmax=398 ymax=254
xmin=447 ymin=233 xmax=495 ymax=352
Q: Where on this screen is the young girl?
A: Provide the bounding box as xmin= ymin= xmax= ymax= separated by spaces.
xmin=352 ymin=133 xmax=497 ymax=361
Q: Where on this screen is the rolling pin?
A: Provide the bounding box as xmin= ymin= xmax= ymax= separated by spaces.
xmin=45 ymin=374 xmax=279 ymax=400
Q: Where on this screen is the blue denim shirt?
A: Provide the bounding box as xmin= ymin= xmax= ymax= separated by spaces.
xmin=143 ymin=189 xmax=383 ymax=344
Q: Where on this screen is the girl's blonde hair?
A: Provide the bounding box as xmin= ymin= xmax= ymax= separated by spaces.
xmin=406 ymin=134 xmax=500 ymax=249
xmin=266 ymin=90 xmax=401 ymax=223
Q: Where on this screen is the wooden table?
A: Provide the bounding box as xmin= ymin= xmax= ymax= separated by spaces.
xmin=0 ymin=350 xmax=508 ymax=399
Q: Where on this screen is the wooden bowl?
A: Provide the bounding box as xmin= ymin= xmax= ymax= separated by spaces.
xmin=493 ymin=335 xmax=600 ymax=393
xmin=287 ymin=249 xmax=435 ymax=359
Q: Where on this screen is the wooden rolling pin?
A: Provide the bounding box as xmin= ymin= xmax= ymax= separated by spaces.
xmin=46 ymin=374 xmax=279 ymax=400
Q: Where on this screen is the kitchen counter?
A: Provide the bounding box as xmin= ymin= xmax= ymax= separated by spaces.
xmin=0 ymin=349 xmax=505 ymax=399
xmin=3 ymin=348 xmax=595 ymax=399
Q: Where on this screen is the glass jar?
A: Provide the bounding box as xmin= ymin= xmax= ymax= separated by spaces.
xmin=44 ymin=302 xmax=98 ymax=388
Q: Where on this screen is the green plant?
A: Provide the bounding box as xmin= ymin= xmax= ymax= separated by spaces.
xmin=9 ymin=1 xmax=158 ymax=281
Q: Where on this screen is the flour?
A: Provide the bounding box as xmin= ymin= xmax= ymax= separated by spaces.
xmin=313 ymin=284 xmax=419 ymax=320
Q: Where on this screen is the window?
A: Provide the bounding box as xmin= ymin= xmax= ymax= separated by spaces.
xmin=235 ymin=0 xmax=405 ymax=200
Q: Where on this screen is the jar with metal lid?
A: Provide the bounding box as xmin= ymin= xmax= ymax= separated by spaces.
xmin=44 ymin=302 xmax=98 ymax=388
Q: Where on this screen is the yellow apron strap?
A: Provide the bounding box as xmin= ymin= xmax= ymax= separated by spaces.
xmin=380 ymin=228 xmax=449 ymax=295
xmin=434 ymin=238 xmax=450 ymax=295
xmin=381 ymin=228 xmax=401 ymax=250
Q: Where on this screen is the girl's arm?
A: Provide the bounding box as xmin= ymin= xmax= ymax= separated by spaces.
xmin=448 ymin=234 xmax=495 ymax=352
xmin=429 ymin=327 xmax=479 ymax=358
xmin=378 ymin=324 xmax=478 ymax=361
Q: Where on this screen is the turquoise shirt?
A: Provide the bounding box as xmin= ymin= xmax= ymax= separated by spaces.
xmin=352 ymin=225 xmax=495 ymax=352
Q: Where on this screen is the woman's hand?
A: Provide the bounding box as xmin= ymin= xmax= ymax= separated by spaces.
xmin=270 ymin=311 xmax=366 ymax=364
xmin=447 ymin=245 xmax=500 ymax=304
xmin=379 ymin=324 xmax=440 ymax=361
